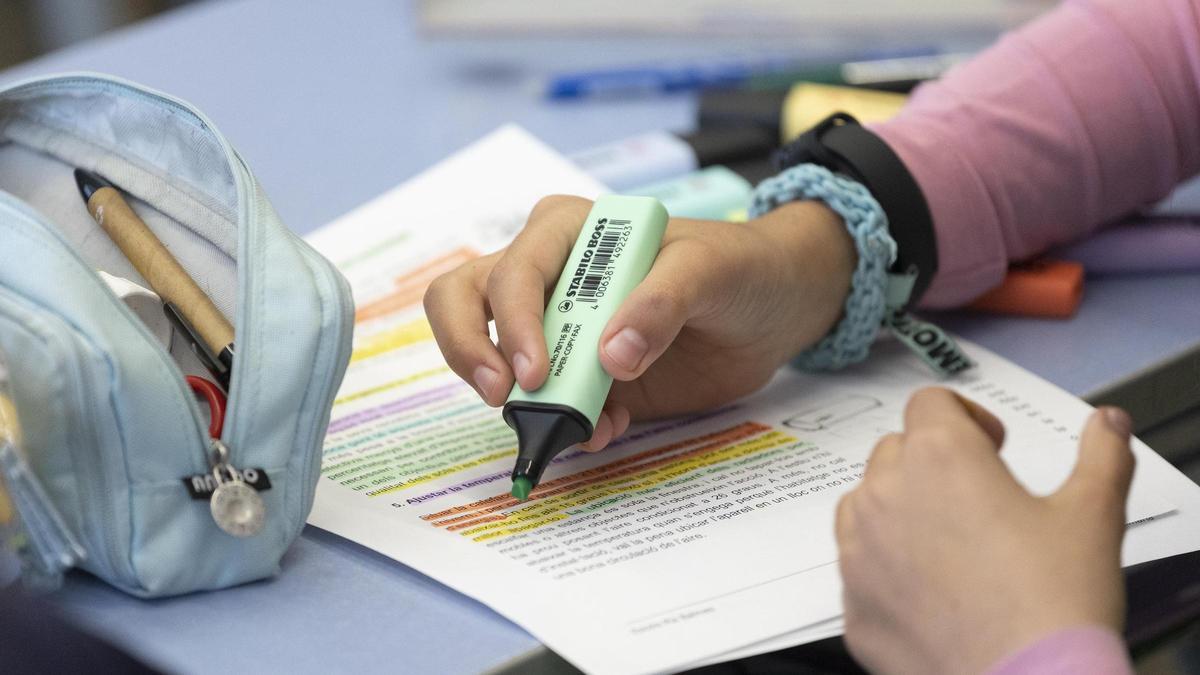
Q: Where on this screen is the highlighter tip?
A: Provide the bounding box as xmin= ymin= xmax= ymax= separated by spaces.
xmin=511 ymin=476 xmax=533 ymax=501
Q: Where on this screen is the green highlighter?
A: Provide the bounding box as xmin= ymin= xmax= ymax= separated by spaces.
xmin=505 ymin=195 xmax=668 ymax=501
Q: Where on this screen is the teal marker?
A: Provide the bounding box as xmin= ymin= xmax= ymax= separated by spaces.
xmin=629 ymin=165 xmax=753 ymax=221
xmin=505 ymin=195 xmax=668 ymax=501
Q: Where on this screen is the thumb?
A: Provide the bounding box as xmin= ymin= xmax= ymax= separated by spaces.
xmin=1056 ymin=407 xmax=1136 ymax=520
xmin=598 ymin=242 xmax=712 ymax=381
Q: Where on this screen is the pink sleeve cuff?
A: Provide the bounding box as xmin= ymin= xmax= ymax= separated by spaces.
xmin=986 ymin=626 xmax=1133 ymax=675
xmin=871 ymin=116 xmax=1009 ymax=308
xmin=868 ymin=0 xmax=1200 ymax=308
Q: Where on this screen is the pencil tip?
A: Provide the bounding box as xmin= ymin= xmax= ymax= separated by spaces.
xmin=73 ymin=168 xmax=110 ymax=203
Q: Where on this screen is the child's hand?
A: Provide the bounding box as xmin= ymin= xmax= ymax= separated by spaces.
xmin=424 ymin=194 xmax=855 ymax=449
xmin=836 ymin=388 xmax=1135 ymax=674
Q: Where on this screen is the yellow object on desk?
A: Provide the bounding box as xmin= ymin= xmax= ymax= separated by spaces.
xmin=781 ymin=82 xmax=908 ymax=142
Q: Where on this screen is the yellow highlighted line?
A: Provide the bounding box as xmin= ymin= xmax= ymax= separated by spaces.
xmin=351 ymin=319 xmax=435 ymax=363
xmin=466 ymin=430 xmax=794 ymax=541
xmin=366 ymin=448 xmax=516 ymax=497
xmin=422 ymin=422 xmax=770 ymax=524
xmin=334 ymin=366 xmax=451 ymax=406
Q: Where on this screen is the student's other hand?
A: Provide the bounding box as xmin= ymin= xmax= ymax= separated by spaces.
xmin=424 ymin=195 xmax=855 ymax=449
xmin=836 ymin=387 xmax=1135 ymax=675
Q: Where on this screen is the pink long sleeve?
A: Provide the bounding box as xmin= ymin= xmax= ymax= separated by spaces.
xmin=872 ymin=0 xmax=1200 ymax=308
xmin=986 ymin=626 xmax=1132 ymax=675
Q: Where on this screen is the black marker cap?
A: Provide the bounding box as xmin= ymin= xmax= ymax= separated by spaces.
xmin=678 ymin=126 xmax=776 ymax=168
xmin=503 ymin=403 xmax=593 ymax=489
xmin=697 ymin=89 xmax=787 ymax=138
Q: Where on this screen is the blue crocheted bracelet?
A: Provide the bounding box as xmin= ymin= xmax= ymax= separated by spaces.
xmin=749 ymin=163 xmax=895 ymax=370
xmin=750 ymin=163 xmax=974 ymax=376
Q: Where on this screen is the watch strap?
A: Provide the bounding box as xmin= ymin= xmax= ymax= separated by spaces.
xmin=775 ymin=113 xmax=937 ymax=308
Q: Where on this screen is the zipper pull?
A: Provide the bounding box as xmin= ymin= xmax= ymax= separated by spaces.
xmin=206 ymin=439 xmax=265 ymax=538
xmin=0 ymin=440 xmax=86 ymax=587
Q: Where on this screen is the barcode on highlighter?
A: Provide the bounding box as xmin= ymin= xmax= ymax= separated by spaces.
xmin=576 ymin=219 xmax=629 ymax=303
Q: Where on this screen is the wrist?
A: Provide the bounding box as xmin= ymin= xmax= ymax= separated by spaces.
xmin=750 ymin=200 xmax=856 ymax=353
xmin=774 ymin=112 xmax=937 ymax=308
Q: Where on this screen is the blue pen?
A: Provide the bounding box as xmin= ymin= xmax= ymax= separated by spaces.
xmin=548 ymin=61 xmax=768 ymax=99
xmin=545 ymin=47 xmax=941 ymax=100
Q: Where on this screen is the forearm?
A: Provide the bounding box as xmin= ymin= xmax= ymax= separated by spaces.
xmin=872 ymin=0 xmax=1200 ymax=307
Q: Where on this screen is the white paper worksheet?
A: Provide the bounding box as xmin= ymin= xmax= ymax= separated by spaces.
xmin=306 ymin=126 xmax=1200 ymax=675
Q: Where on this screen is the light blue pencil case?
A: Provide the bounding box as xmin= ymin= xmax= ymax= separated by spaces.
xmin=0 ymin=73 xmax=353 ymax=597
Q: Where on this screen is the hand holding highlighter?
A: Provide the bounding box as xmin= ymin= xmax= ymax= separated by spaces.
xmin=424 ymin=195 xmax=859 ymax=500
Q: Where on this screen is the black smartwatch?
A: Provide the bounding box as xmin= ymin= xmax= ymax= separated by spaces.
xmin=773 ymin=112 xmax=937 ymax=309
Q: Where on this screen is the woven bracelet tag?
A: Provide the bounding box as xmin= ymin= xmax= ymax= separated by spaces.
xmin=887 ymin=310 xmax=974 ymax=376
xmin=882 ymin=270 xmax=974 ymax=377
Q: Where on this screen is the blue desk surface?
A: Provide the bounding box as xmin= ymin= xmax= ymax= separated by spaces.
xmin=4 ymin=0 xmax=1200 ymax=672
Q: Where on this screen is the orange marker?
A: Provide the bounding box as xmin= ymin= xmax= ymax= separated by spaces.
xmin=968 ymin=259 xmax=1084 ymax=319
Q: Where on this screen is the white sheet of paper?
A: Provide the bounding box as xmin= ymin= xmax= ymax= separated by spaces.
xmin=684 ymin=616 xmax=844 ymax=670
xmin=306 ymin=126 xmax=1200 ymax=675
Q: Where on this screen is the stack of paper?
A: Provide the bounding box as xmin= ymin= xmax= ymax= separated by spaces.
xmin=306 ymin=126 xmax=1200 ymax=674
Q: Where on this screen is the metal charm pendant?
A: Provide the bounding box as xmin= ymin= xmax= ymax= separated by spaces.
xmin=207 ymin=439 xmax=265 ymax=538
xmin=210 ymin=478 xmax=266 ymax=538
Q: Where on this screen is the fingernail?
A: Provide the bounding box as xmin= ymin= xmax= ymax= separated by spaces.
xmin=604 ymin=328 xmax=649 ymax=372
xmin=473 ymin=365 xmax=500 ymax=400
xmin=1102 ymin=407 xmax=1133 ymax=438
xmin=512 ymin=352 xmax=532 ymax=385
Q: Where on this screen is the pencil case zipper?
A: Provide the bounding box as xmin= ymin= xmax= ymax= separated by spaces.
xmin=0 ymin=287 xmax=88 ymax=585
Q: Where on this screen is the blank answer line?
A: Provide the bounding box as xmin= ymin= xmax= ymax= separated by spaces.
xmin=627 ymin=561 xmax=839 ymax=626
